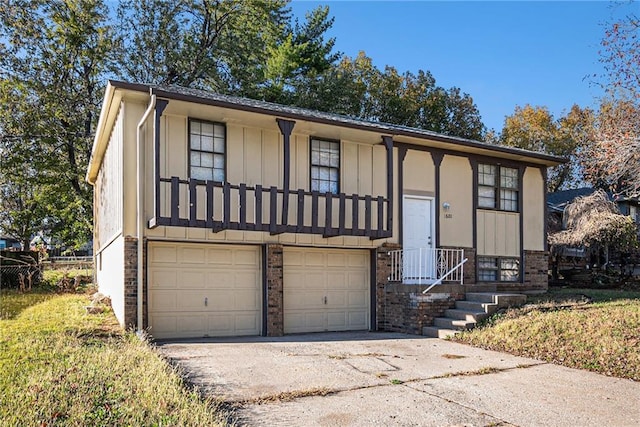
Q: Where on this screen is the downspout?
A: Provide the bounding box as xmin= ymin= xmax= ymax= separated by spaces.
xmin=136 ymin=93 xmax=156 ymax=334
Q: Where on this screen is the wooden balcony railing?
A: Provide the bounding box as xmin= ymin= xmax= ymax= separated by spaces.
xmin=149 ymin=177 xmax=392 ymax=239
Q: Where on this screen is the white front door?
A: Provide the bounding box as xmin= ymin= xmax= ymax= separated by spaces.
xmin=403 ymin=196 xmax=435 ymax=284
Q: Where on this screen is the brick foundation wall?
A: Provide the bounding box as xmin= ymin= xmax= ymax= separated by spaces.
xmin=123 ymin=237 xmax=138 ymax=329
xmin=265 ymin=243 xmax=284 ymax=337
xmin=376 ymin=243 xmax=465 ymax=334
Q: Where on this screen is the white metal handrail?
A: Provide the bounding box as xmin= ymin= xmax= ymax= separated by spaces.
xmin=388 ymin=247 xmax=466 ymax=288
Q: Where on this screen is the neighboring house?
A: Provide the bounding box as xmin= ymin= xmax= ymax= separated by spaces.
xmin=0 ymin=235 xmax=21 ymax=250
xmin=86 ymin=81 xmax=562 ymax=339
xmin=547 ymin=187 xmax=640 ymax=278
xmin=548 ymin=188 xmax=640 ymax=225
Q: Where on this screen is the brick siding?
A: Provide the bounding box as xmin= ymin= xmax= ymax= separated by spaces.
xmin=265 ymin=243 xmax=284 ymax=337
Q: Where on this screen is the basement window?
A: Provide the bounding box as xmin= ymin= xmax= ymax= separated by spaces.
xmin=478 ymin=257 xmax=519 ymax=282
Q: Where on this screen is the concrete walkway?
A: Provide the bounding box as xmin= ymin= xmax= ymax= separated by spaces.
xmin=157 ymin=332 xmax=640 ymax=426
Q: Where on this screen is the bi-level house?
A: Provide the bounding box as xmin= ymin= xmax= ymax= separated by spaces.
xmin=87 ymin=81 xmax=563 ymax=339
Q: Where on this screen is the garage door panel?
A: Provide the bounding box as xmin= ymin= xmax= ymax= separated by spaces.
xmin=149 ymin=242 xmax=261 ymax=339
xmin=150 ymin=270 xmax=178 ymax=289
xmin=150 ymin=290 xmax=177 ymax=311
xmin=327 ymin=253 xmax=346 ymax=267
xmin=234 ymin=249 xmax=260 ymax=266
xmin=284 ymin=247 xmax=369 ymax=334
xmin=327 ymin=312 xmax=347 ymax=329
xmin=151 ymin=246 xmax=177 ymax=263
xmin=347 ymin=253 xmax=368 ymax=267
xmin=234 ymin=290 xmax=260 ymax=310
xmin=206 ymin=247 xmax=233 ymax=264
xmin=348 ymin=311 xmax=367 ymax=329
xmin=180 ymin=247 xmax=206 ymax=263
xmin=181 ymin=270 xmax=207 ymax=288
xmin=234 ymin=271 xmax=260 ymax=288
xmin=327 ymin=291 xmax=347 ymax=307
xmin=304 ymin=252 xmax=325 ymax=266
xmin=348 ymin=271 xmax=367 ymax=289
xmin=348 ymin=290 xmax=367 ymax=307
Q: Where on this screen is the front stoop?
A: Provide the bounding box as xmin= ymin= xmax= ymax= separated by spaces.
xmin=422 ymin=292 xmax=527 ymax=338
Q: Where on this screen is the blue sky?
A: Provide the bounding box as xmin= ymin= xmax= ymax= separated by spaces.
xmin=290 ymin=0 xmax=637 ymax=132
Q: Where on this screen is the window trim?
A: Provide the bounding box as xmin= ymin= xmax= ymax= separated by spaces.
xmin=477 ymin=256 xmax=520 ymax=282
xmin=309 ymin=137 xmax=341 ymax=194
xmin=477 ymin=163 xmax=520 ymax=212
xmin=187 ymin=118 xmax=227 ymax=183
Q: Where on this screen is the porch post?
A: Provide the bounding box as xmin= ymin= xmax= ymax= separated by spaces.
xmin=276 ymin=118 xmax=296 ymax=229
xmin=153 ymin=99 xmax=169 ymax=221
xmin=431 ymin=152 xmax=444 ymax=248
xmin=382 ymin=136 xmax=394 ymax=235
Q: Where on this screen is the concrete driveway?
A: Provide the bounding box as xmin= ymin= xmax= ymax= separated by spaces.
xmin=157 ymin=332 xmax=640 ymax=427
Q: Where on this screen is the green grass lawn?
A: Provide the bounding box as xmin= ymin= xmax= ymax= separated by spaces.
xmin=454 ymin=288 xmax=640 ymax=381
xmin=0 ymin=289 xmax=227 ymax=426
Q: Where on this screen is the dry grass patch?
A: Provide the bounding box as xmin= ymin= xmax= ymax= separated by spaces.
xmin=454 ymin=289 xmax=640 ymax=380
xmin=0 ymin=291 xmax=227 ymax=426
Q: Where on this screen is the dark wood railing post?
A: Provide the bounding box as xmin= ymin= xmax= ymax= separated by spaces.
xmin=170 ymin=176 xmax=179 ymax=226
xmin=276 ymin=118 xmax=296 ymax=230
xmin=189 ymin=179 xmax=197 ymax=226
xmin=153 ymin=99 xmax=169 ymax=221
xmin=382 ymin=135 xmax=394 ymax=235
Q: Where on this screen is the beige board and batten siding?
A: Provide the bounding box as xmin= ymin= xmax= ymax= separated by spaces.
xmin=94 ymin=103 xmax=124 ymax=250
xmin=147 ymin=242 xmax=261 ymax=339
xmin=283 ymin=247 xmax=370 ymax=334
xmin=522 ymin=166 xmax=545 ymax=251
xmin=136 ymin=101 xmax=394 ymax=247
xmin=439 ymin=155 xmax=473 ymax=248
xmin=477 ymin=210 xmax=520 ymax=257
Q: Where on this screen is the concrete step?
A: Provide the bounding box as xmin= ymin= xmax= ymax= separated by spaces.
xmin=422 ymin=326 xmax=460 ymax=339
xmin=455 ymin=300 xmax=499 ymax=314
xmin=444 ymin=309 xmax=488 ymax=322
xmin=433 ymin=317 xmax=476 ymax=330
xmin=465 ymin=292 xmax=527 ymax=308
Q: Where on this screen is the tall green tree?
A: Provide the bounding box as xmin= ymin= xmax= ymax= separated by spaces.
xmin=500 ymin=104 xmax=595 ymax=192
xmin=290 ymin=51 xmax=486 ymax=140
xmin=0 ymin=0 xmax=113 ymax=247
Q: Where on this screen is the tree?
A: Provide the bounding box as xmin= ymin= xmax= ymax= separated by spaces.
xmin=290 ymin=51 xmax=486 ymax=140
xmin=0 ymin=0 xmax=113 ymax=247
xmin=549 ymin=189 xmax=638 ymax=265
xmin=582 ymin=98 xmax=640 ymax=195
xmin=500 ymin=104 xmax=595 ymax=192
xmin=586 ymin=9 xmax=640 ymax=196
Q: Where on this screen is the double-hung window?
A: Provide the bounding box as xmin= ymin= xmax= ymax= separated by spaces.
xmin=189 ymin=119 xmax=225 ymax=182
xmin=478 ymin=164 xmax=519 ymax=211
xmin=310 ymin=138 xmax=339 ymax=194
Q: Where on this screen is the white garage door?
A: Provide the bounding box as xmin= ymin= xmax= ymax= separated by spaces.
xmin=148 ymin=242 xmax=261 ymax=339
xmin=283 ymin=247 xmax=370 ymax=334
